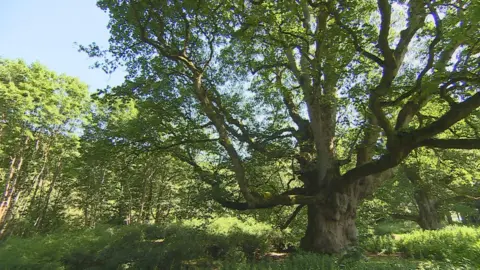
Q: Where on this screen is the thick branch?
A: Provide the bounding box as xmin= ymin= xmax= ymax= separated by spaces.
xmin=394 ymin=6 xmax=440 ymax=130
xmin=369 ymin=93 xmax=394 ymax=139
xmin=377 ymin=0 xmax=394 ymax=65
xmin=341 ymin=93 xmax=480 ymax=188
xmin=354 ymin=114 xmax=394 ymax=199
xmin=340 ymin=150 xmax=409 ymax=188
xmin=390 ymin=213 xmax=419 ymax=222
xmin=148 ymin=138 xmax=219 ymax=152
xmin=252 ymin=63 xmax=288 ymax=74
xmin=412 ymin=92 xmax=480 ymax=141
xmin=371 ymin=0 xmax=426 ymax=136
xmin=342 ymin=93 xmax=480 ymax=187
xmin=442 ymin=195 xmax=480 ymax=206
xmin=275 ymin=72 xmax=310 ymax=134
xmin=329 ymin=5 xmax=384 ymax=66
xmin=192 ymin=76 xmax=258 ymax=205
xmin=393 ymin=0 xmax=426 ymax=64
xmin=417 ymin=138 xmax=480 ymax=149
xmin=214 ymin=193 xmax=321 ymax=210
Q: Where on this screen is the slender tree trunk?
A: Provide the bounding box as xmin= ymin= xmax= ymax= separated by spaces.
xmin=0 ymin=155 xmax=25 ymax=224
xmin=446 ymin=213 xmax=453 ymax=224
xmin=0 ymin=191 xmax=22 ymax=237
xmin=138 ymin=169 xmax=155 ymax=223
xmin=138 ymin=180 xmax=147 ymax=223
xmin=35 ymin=161 xmax=62 ymax=230
xmin=28 ymin=140 xmax=48 ymax=210
xmin=0 ymin=112 xmax=5 ymax=141
xmin=26 ymin=147 xmax=49 ymax=219
xmin=0 ymin=157 xmax=18 ymax=222
xmin=154 ymin=195 xmax=163 ymax=224
xmin=83 ymin=202 xmax=90 ymax=227
xmin=144 ymin=175 xmax=154 ymax=223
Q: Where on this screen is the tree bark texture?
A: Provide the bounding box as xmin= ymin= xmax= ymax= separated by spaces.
xmin=300 ymin=191 xmax=358 ymax=253
xmin=414 ymin=189 xmax=442 ymax=230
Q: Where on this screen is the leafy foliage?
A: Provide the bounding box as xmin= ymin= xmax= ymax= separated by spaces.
xmin=398 ymin=226 xmax=480 ymax=266
xmin=360 ymin=225 xmax=480 ymax=267
xmin=0 ymin=58 xmax=90 ymax=236
xmin=0 ymin=223 xmax=279 ymax=269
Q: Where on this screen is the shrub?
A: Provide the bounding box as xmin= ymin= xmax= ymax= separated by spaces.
xmin=361 ymin=235 xmax=397 ymax=254
xmin=375 ymin=220 xmax=418 ymax=235
xmin=0 ymin=222 xmax=280 ymax=269
xmin=397 ymin=225 xmax=480 ymax=266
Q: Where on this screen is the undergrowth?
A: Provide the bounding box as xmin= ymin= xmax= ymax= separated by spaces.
xmin=361 ymin=225 xmax=480 ymax=267
xmin=0 ymin=223 xmax=478 ymax=269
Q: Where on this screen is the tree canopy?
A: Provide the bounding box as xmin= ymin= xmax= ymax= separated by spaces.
xmin=0 ymin=59 xmax=90 ymax=234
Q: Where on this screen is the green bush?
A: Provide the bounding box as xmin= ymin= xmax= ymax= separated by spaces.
xmin=398 ymin=225 xmax=480 ymax=266
xmin=0 ymin=225 xmax=122 ymax=269
xmin=361 ymin=235 xmax=397 ymax=254
xmin=375 ymin=220 xmax=418 ymax=235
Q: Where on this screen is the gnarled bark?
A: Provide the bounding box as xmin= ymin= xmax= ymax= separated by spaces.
xmin=403 ymin=164 xmax=443 ymax=230
xmin=414 ymin=189 xmax=442 ymax=230
xmin=300 ymin=191 xmax=358 ymax=253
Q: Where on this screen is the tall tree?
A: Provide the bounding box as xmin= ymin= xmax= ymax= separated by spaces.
xmin=85 ymin=0 xmax=480 ymax=253
xmin=76 ymin=98 xmax=208 ymax=227
xmin=0 ymin=58 xmax=90 ymax=235
xmin=366 ymin=148 xmax=480 ymax=230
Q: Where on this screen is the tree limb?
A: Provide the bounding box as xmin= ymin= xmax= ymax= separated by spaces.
xmin=390 ymin=213 xmax=419 ymax=222
xmin=394 ymin=5 xmax=441 ymax=130
xmin=252 ymin=63 xmax=289 ymax=74
xmin=328 ymin=4 xmax=384 ymax=66
xmin=148 ymin=138 xmax=219 ymax=151
xmin=213 ymin=193 xmax=321 ymax=210
xmin=275 ymin=71 xmax=310 ymax=135
xmin=393 ymin=0 xmax=426 ymax=64
xmin=377 ymin=0 xmax=394 ymax=66
xmin=412 ymin=92 xmax=480 ymax=141
xmin=340 ymin=150 xmax=409 ymax=189
xmin=417 ymin=138 xmax=480 ymax=149
xmin=279 ymin=204 xmax=305 ymax=230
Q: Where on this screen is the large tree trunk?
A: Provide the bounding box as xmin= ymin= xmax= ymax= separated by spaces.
xmin=300 ymin=191 xmax=358 ymax=253
xmin=414 ymin=189 xmax=442 ymax=230
xmin=404 ymin=164 xmax=442 ymax=230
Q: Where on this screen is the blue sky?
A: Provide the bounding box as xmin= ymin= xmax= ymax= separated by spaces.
xmin=0 ymin=0 xmax=125 ymax=92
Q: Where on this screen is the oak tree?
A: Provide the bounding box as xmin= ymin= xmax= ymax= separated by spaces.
xmin=85 ymin=0 xmax=480 ymax=253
